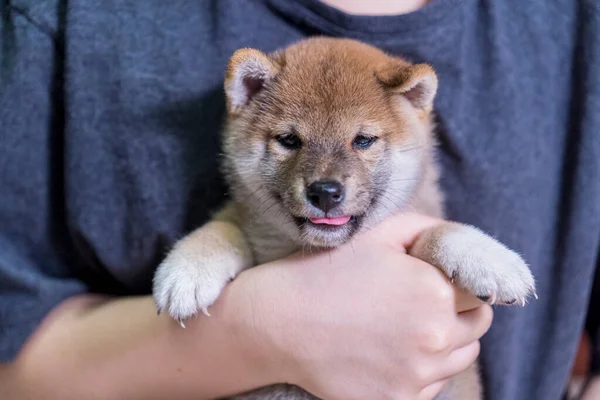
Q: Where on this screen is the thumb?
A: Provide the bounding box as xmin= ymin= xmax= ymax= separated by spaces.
xmin=378 ymin=213 xmax=487 ymax=313
xmin=367 ymin=212 xmax=445 ymax=249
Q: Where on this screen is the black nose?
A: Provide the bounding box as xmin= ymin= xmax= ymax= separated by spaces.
xmin=306 ymin=181 xmax=345 ymax=212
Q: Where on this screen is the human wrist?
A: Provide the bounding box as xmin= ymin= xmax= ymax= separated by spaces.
xmin=217 ymin=263 xmax=302 ymax=389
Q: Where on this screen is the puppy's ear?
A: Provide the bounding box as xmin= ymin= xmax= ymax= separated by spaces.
xmin=224 ymin=48 xmax=281 ymax=115
xmin=377 ymin=62 xmax=438 ymax=111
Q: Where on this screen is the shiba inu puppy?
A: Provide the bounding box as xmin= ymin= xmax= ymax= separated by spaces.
xmin=153 ymin=37 xmax=536 ymax=400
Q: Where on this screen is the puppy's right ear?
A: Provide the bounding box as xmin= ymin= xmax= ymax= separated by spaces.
xmin=224 ymin=48 xmax=281 ymax=115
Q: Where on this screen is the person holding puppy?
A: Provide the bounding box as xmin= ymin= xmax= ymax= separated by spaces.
xmin=1 ymin=1 xmax=598 ymax=399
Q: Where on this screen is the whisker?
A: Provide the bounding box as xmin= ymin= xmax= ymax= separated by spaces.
xmin=373 ymin=198 xmax=394 ymax=216
xmin=384 ymin=178 xmax=422 ymax=184
xmin=260 ymin=199 xmax=280 ymax=216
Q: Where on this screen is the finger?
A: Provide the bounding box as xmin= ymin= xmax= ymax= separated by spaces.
xmin=454 ymin=305 xmax=494 ymax=348
xmin=455 ymin=289 xmax=487 ymax=313
xmin=440 ymin=340 xmax=481 ymax=380
xmin=392 ymin=212 xmax=446 ymax=248
xmin=420 ymin=378 xmax=450 ymax=400
xmin=422 ymin=340 xmax=480 ymax=386
xmin=362 ymin=212 xmax=444 ymax=249
xmin=581 ymin=377 xmax=600 ymax=400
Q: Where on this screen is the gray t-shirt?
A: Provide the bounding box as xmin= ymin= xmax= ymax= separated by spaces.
xmin=1 ymin=1 xmax=599 ymax=399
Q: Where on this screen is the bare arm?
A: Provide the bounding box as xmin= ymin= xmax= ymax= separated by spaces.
xmin=0 ymin=288 xmax=279 ymax=400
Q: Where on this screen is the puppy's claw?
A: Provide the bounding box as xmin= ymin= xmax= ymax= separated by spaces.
xmin=157 ymin=308 xmax=162 ymax=316
xmin=178 ymin=318 xmax=186 ymax=328
xmin=202 ymin=307 xmax=211 ymax=317
xmin=533 ymin=292 xmax=539 ymax=300
xmin=477 ymin=292 xmax=497 ymax=305
xmin=521 ymin=297 xmax=526 ymax=307
xmin=450 ymin=270 xmax=458 ymax=284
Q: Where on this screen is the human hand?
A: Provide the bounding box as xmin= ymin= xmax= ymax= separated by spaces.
xmin=581 ymin=376 xmax=600 ymax=400
xmin=226 ymin=212 xmax=492 ymax=400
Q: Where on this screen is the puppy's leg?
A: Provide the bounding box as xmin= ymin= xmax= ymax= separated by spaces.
xmin=410 ymin=221 xmax=536 ymax=305
xmin=153 ymin=217 xmax=253 ymax=325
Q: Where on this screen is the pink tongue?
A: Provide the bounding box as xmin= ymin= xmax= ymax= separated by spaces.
xmin=309 ymin=216 xmax=351 ymax=226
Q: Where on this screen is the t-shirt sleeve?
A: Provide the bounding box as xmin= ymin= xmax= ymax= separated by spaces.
xmin=0 ymin=5 xmax=88 ymax=362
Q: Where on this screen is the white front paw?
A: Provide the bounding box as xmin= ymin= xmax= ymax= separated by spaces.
xmin=152 ymin=249 xmax=235 ymax=326
xmin=427 ymin=225 xmax=536 ymax=306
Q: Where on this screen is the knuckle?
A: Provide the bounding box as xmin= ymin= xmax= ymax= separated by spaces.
xmin=411 ymin=362 xmax=434 ymax=387
xmin=420 ymin=324 xmax=453 ymax=353
xmin=456 ymin=341 xmax=481 ymax=372
xmin=418 ymin=379 xmax=449 ymax=400
xmin=432 ymin=284 xmax=454 ymax=304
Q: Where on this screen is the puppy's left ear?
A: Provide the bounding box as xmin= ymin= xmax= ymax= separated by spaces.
xmin=224 ymin=48 xmax=282 ymax=115
xmin=377 ymin=62 xmax=438 ymax=111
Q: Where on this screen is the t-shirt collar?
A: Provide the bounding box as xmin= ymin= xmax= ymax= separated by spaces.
xmin=266 ymin=0 xmax=462 ymax=38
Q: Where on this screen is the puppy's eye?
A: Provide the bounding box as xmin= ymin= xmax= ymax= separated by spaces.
xmin=276 ymin=133 xmax=302 ymax=150
xmin=352 ymin=134 xmax=377 ymax=149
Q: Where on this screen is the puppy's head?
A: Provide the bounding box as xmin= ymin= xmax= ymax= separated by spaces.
xmin=222 ymin=38 xmax=437 ymax=248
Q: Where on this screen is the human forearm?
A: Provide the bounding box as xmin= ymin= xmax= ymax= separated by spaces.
xmin=0 ymin=290 xmax=277 ymax=400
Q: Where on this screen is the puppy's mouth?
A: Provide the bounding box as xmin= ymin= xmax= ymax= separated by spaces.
xmin=293 ymin=215 xmax=361 ymax=232
xmin=308 ymin=216 xmax=351 ymax=226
